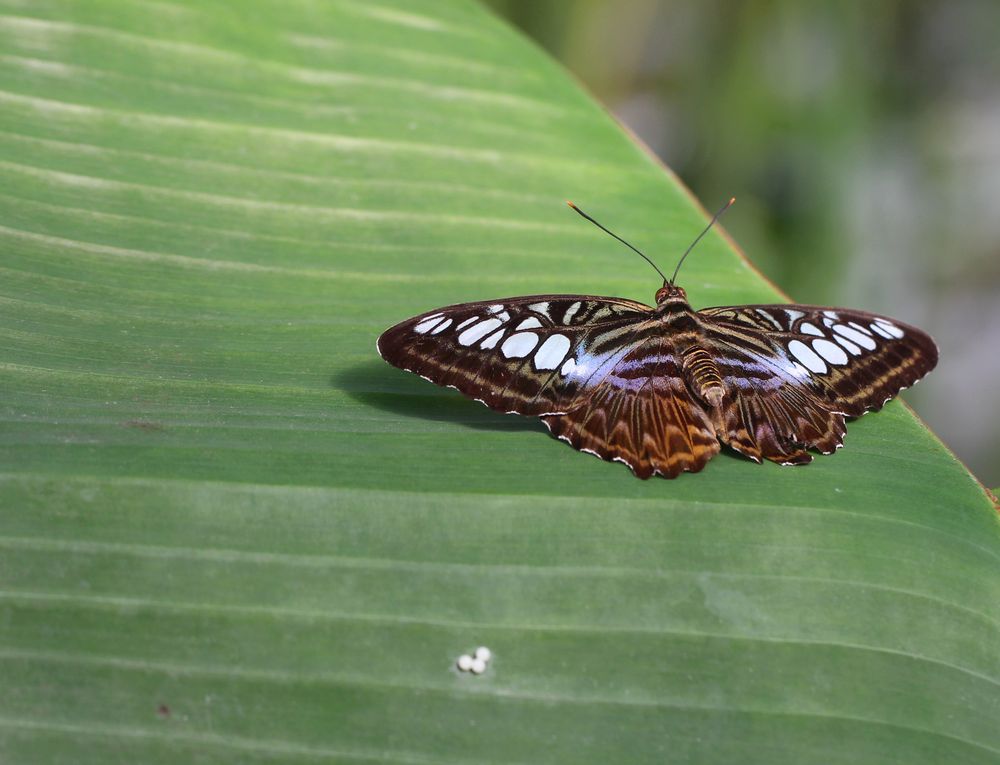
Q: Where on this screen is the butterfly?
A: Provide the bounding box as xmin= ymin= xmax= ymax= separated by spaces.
xmin=377 ymin=199 xmax=938 ymax=479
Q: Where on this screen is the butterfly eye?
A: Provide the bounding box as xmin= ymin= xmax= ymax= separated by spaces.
xmin=654 ymin=284 xmax=687 ymax=305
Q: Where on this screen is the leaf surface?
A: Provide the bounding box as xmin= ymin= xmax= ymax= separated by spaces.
xmin=0 ymin=2 xmax=998 ymax=763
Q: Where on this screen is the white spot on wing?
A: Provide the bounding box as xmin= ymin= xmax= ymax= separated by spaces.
xmin=501 ymin=332 xmax=539 ymax=358
xmin=560 ymin=357 xmax=577 ymax=376
xmin=534 ymin=334 xmax=571 ymax=370
xmin=529 ymin=302 xmax=550 ymax=318
xmin=563 ymin=301 xmax=582 ymax=323
xmin=788 ymin=339 xmax=827 ymax=374
xmin=870 ymin=323 xmax=893 ymax=339
xmin=414 ymin=315 xmax=445 ymax=334
xmin=480 ymin=328 xmax=504 ymax=349
xmin=823 ymin=310 xmax=838 ymax=320
xmin=516 ymin=317 xmax=542 ymax=330
xmin=848 ymin=321 xmax=873 ymax=336
xmin=455 ymin=316 xmax=477 ymax=330
xmin=832 ymin=334 xmax=861 ymax=355
xmin=874 ymin=319 xmax=904 ymax=338
xmin=785 ymin=309 xmax=805 ymax=321
xmin=833 ymin=324 xmax=875 ymax=350
xmin=800 ymin=322 xmax=823 ymax=336
xmin=812 ymin=338 xmax=848 ymax=365
xmin=755 ymin=308 xmax=783 ymax=329
xmin=488 ymin=304 xmax=504 ymax=314
xmin=458 ymin=318 xmax=502 ymax=346
xmin=430 ymin=318 xmax=452 ymax=334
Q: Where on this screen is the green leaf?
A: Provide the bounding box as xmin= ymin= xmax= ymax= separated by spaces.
xmin=1 ymin=1 xmax=997 ymax=763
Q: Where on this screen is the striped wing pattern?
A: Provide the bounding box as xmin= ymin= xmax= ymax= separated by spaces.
xmin=699 ymin=304 xmax=938 ymax=465
xmin=540 ymin=336 xmax=720 ymax=478
xmin=377 ymin=296 xmax=655 ymax=416
xmin=700 ymin=304 xmax=938 ymax=416
xmin=378 ymin=295 xmax=938 ymax=479
xmin=378 ymin=295 xmax=721 ymax=478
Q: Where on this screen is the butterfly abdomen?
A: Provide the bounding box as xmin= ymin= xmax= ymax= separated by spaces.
xmin=681 ymin=345 xmax=725 ymax=408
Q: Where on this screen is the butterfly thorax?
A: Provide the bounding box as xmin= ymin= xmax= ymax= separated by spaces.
xmin=653 ymin=288 xmax=727 ymax=410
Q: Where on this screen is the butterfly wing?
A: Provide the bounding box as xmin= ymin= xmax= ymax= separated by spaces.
xmin=700 ymin=304 xmax=939 ymax=416
xmin=541 ymin=335 xmax=720 ymax=478
xmin=379 ymin=295 xmax=719 ymax=478
xmin=697 ymin=304 xmax=939 ymax=464
xmin=377 ymin=296 xmax=655 ymax=416
xmin=379 ymin=296 xmax=937 ymax=476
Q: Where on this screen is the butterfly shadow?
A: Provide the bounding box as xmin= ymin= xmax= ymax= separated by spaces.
xmin=333 ymin=360 xmax=545 ymax=434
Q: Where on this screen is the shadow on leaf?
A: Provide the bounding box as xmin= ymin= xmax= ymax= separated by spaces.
xmin=334 ymin=360 xmax=544 ymax=433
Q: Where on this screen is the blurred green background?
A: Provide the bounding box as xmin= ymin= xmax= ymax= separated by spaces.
xmin=485 ymin=0 xmax=1000 ymax=487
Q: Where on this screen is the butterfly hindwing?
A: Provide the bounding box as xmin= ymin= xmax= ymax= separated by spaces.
xmin=542 ymin=335 xmax=719 ymax=478
xmin=377 ymin=295 xmax=655 ymax=416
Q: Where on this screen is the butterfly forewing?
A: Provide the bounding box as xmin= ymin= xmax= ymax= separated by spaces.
xmin=377 ymin=296 xmax=656 ymax=416
xmin=686 ymin=304 xmax=936 ymax=465
xmin=699 ymin=304 xmax=938 ymax=416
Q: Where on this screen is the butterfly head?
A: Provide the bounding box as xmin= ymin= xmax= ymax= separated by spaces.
xmin=655 ymin=282 xmax=688 ymax=306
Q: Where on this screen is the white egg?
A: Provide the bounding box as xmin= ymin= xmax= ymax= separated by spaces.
xmin=474 ymin=646 xmax=492 ymax=663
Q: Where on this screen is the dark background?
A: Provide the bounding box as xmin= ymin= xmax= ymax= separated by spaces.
xmin=487 ymin=0 xmax=1000 ymax=486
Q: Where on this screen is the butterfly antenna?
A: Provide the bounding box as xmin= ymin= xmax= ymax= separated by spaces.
xmin=669 ymin=197 xmax=736 ymax=284
xmin=567 ymin=201 xmax=668 ymax=283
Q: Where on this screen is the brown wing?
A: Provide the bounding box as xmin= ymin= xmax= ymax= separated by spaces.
xmin=698 ymin=304 xmax=939 ymax=464
xmin=377 ymin=295 xmax=654 ymax=416
xmin=542 ymin=335 xmax=719 ymax=479
xmin=699 ymin=304 xmax=939 ymax=416
xmin=713 ymin=376 xmax=846 ymax=466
